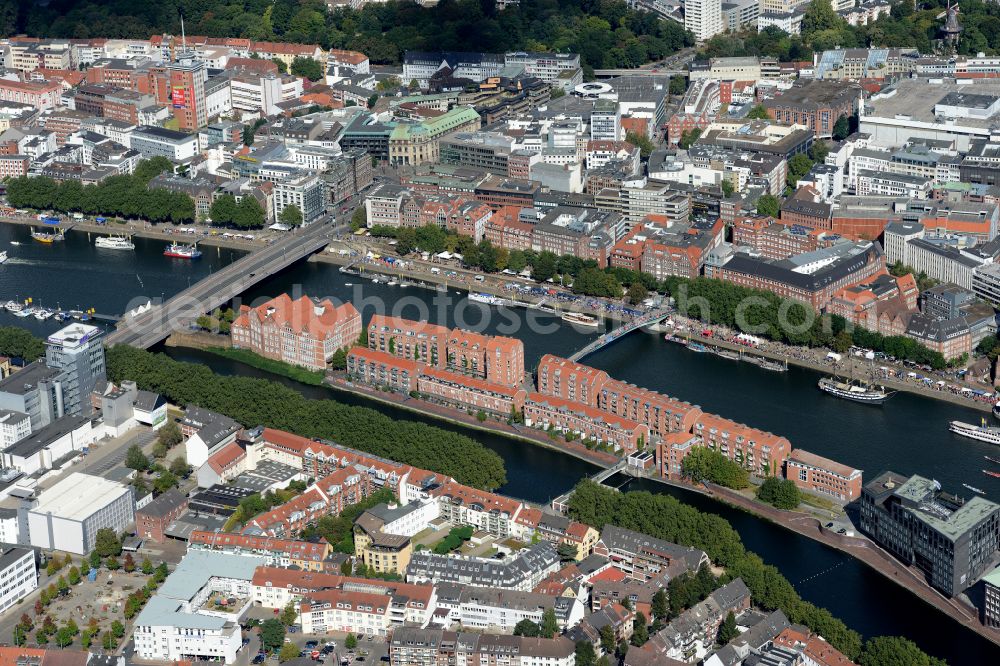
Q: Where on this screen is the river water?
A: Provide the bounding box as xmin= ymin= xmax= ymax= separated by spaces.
xmin=1 ymin=224 xmax=999 ymax=661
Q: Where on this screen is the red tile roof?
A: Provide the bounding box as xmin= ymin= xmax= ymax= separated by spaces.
xmin=207 ymin=441 xmax=246 ymax=474
xmin=191 ymin=532 xmax=330 ymax=560
xmin=233 ymin=294 xmax=359 ymax=340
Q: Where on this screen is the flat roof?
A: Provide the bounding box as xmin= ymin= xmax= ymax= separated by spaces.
xmin=4 ymin=413 xmax=91 ymax=459
xmin=31 ymin=472 xmax=131 ymax=520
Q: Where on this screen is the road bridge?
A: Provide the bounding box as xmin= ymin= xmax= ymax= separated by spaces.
xmin=568 ymin=308 xmax=670 ymax=362
xmin=105 ymin=222 xmax=333 ymax=348
xmin=592 ymin=69 xmax=685 ymax=78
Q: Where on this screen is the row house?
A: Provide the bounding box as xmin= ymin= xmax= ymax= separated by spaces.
xmin=524 ymin=393 xmax=649 ymax=454
xmin=536 ymin=354 xmax=610 ymax=408
xmin=300 ymin=588 xmax=391 ymax=637
xmin=592 ymin=525 xmax=709 ymax=583
xmin=483 ymin=206 xmax=534 ymax=252
xmin=390 ymin=628 xmax=576 ymax=666
xmin=597 ymin=379 xmax=702 ymax=439
xmin=368 ymin=315 xmax=449 ymax=369
xmin=691 ymin=414 xmax=792 ymax=477
xmin=243 ymin=467 xmax=372 ymax=538
xmin=189 ymin=533 xmax=332 ymax=572
xmin=512 ymin=508 xmax=600 ymax=560
xmin=418 ymin=368 xmax=527 ymax=418
xmin=347 ymin=347 xmax=421 ymax=394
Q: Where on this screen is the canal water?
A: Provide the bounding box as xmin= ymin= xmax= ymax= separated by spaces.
xmin=3 ymin=225 xmax=1000 ymax=660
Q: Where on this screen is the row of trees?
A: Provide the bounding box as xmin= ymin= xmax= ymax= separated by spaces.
xmin=566 ymin=480 xmax=946 ymax=664
xmin=5 ymin=159 xmax=196 ymax=224
xmin=208 ymin=194 xmax=267 ymax=229
xmin=11 ymin=0 xmax=694 ymax=72
xmin=661 ymin=276 xmax=949 ymax=368
xmin=106 ymin=345 xmax=508 ymax=490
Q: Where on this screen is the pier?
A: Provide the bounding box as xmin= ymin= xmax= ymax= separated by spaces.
xmin=568 ymin=308 xmax=670 ymax=362
xmin=105 ymin=222 xmax=333 ymax=348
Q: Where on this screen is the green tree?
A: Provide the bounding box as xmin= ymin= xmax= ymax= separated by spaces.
xmin=718 ymin=611 xmax=739 ymax=644
xmin=651 ymin=589 xmax=668 ymax=622
xmin=260 ymin=619 xmax=286 ymax=652
xmin=681 ymin=448 xmax=750 ymax=489
xmin=625 ymin=131 xmax=654 ymax=159
xmin=345 ymin=633 xmax=358 ymax=650
xmin=169 ymin=455 xmax=191 ymax=478
xmin=68 ymin=565 xmax=80 ymax=586
xmin=280 ymin=204 xmax=303 ymax=227
xmin=556 ymin=541 xmax=579 ymax=561
xmin=291 ymin=56 xmax=323 ymax=81
xmin=808 ymin=140 xmax=829 ymax=163
xmin=105 ymin=556 xmax=120 ymax=571
xmin=757 ymin=477 xmax=802 ymax=510
xmin=802 ymin=0 xmax=843 ymax=37
xmin=669 ymin=76 xmax=687 ymax=95
xmin=0 ymin=326 xmax=45 ymax=361
xmin=367 ymin=94 xmax=379 ymax=109
xmin=280 ymin=602 xmax=298 ymax=627
xmin=271 ymin=57 xmax=288 ymax=73
xmin=55 ymin=625 xmax=74 ymax=648
xmin=141 ymin=557 xmax=154 ymax=575
xmin=678 ymin=128 xmax=702 ymax=150
xmin=721 ymin=179 xmax=735 ymax=197
xmin=234 ymin=196 xmax=266 ymax=229
xmin=599 ymin=625 xmax=615 ymax=654
xmin=833 ymin=114 xmax=850 ymax=141
xmin=513 ymin=619 xmax=540 ymax=637
xmin=125 ymin=445 xmax=149 ymax=471
xmin=626 ymin=282 xmax=649 ymax=306
xmin=746 ymin=104 xmax=770 ymax=120
xmin=111 ymin=620 xmax=125 ymax=638
xmin=858 ymin=636 xmax=946 ymax=666
xmin=101 ymin=631 xmax=115 ymax=651
xmin=279 ymin=643 xmax=300 ymax=662
xmin=631 ymin=612 xmax=649 ymax=646
xmin=210 ymin=195 xmax=239 ymax=227
xmin=756 ymin=194 xmax=780 ymax=218
xmin=787 ymin=153 xmax=814 ymax=187
xmin=575 ymin=640 xmax=597 ymax=666
xmin=156 ymin=421 xmax=184 ymax=449
xmin=154 ymin=470 xmax=179 ymax=493
xmin=94 ymin=529 xmax=121 ymax=557
xmin=351 ymin=207 xmax=367 ymax=231
xmin=540 ymin=607 xmax=559 ymax=639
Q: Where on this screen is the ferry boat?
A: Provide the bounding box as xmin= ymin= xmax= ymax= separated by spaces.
xmin=963 ymin=484 xmax=985 ymax=495
xmin=95 ymin=235 xmax=134 ymax=250
xmin=0 ymin=250 xmax=6 ymax=264
xmin=950 ymin=420 xmax=1000 ymax=445
xmin=984 ymin=469 xmax=1000 ymax=479
xmin=470 ymin=292 xmax=508 ymax=306
xmin=31 ymin=231 xmax=63 ymax=243
xmin=818 ymin=376 xmax=892 ymax=404
xmin=561 ymin=312 xmax=599 ymax=328
xmin=163 ymin=243 xmax=202 ymax=259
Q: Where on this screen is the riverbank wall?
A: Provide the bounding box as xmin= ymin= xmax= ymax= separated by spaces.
xmin=640 ymin=474 xmax=1000 ymax=648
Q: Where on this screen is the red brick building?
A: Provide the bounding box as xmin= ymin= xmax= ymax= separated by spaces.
xmin=231 ymin=294 xmax=362 ymax=371
xmin=763 ymin=80 xmax=862 ymax=138
xmin=419 ymin=368 xmax=527 ymax=417
xmin=347 ymin=347 xmax=421 ymax=394
xmin=135 ymin=489 xmax=187 ymax=543
xmin=524 ymin=392 xmax=649 ymax=453
xmin=785 ymin=448 xmax=863 ymax=502
xmin=692 ymin=414 xmax=791 ymax=477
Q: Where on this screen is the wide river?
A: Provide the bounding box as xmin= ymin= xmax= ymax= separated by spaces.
xmin=1 ymin=223 xmax=998 ymax=661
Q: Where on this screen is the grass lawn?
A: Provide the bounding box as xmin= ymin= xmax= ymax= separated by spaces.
xmin=206 ymin=347 xmax=326 ymax=386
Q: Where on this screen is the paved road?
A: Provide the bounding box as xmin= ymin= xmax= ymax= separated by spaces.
xmin=106 ymin=221 xmax=336 ymax=348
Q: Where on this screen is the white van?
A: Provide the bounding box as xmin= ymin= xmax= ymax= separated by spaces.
xmin=431 ymin=267 xmax=441 ymax=274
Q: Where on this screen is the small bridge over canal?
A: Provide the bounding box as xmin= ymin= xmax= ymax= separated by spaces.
xmin=568 ymin=308 xmax=671 ymax=362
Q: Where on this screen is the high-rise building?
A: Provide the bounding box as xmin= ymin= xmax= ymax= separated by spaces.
xmin=44 ymin=323 xmax=106 ymax=417
xmin=685 ymin=0 xmax=724 ymax=42
xmin=167 ymin=53 xmax=208 ymax=131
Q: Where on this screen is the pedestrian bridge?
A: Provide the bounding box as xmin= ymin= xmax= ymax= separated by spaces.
xmin=568 ymin=308 xmax=671 ymax=362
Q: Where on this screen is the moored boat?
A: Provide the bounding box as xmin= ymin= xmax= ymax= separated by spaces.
xmin=963 ymin=483 xmax=985 ymax=495
xmin=561 ymin=312 xmax=599 ymax=327
xmin=950 ymin=421 xmax=1000 ymax=445
xmin=163 ymin=243 xmax=202 ymax=259
xmin=688 ymin=342 xmax=708 ymax=353
xmin=470 ymin=292 xmax=510 ymax=306
xmin=96 ymin=235 xmax=135 ymax=250
xmin=986 ymin=455 xmax=1000 ymax=465
xmin=984 ymin=469 xmax=1000 ymax=479
xmin=31 ymin=231 xmax=63 ymax=243
xmin=4 ymin=300 xmax=22 ymax=312
xmin=993 ymin=400 xmax=1000 ymax=420
xmin=818 ymin=376 xmax=892 ymax=404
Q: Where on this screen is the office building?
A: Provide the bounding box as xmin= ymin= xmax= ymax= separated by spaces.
xmin=0 ymin=410 xmax=30 ymax=449
xmin=167 ymin=53 xmax=208 ymax=130
xmin=785 ymin=449 xmax=863 ymax=502
xmin=273 ymin=174 xmax=325 ymax=225
xmin=24 ymin=472 xmax=135 ymax=554
xmin=0 ymin=546 xmax=37 ymax=614
xmin=130 ymin=125 xmax=200 ymax=161
xmin=0 ymin=362 xmax=64 ymax=430
xmin=44 ymin=323 xmax=105 ymax=417
xmin=860 ymin=472 xmax=1000 ymax=597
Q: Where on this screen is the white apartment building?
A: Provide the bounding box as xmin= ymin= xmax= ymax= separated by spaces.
xmin=365 ymin=184 xmax=408 ymax=228
xmin=129 ymin=125 xmax=200 ymax=161
xmin=133 ymin=551 xmax=265 ymax=664
xmin=685 ymin=0 xmax=724 ymax=42
xmin=273 ymin=174 xmax=325 ymax=225
xmin=300 ymin=589 xmax=392 ymax=637
xmin=0 ymin=409 xmax=30 ymax=448
xmin=231 ymin=74 xmax=303 ymax=116
xmin=503 ymin=52 xmax=581 ymax=83
xmin=0 ymin=546 xmax=37 ymax=614
xmin=25 ymin=472 xmax=135 ymax=554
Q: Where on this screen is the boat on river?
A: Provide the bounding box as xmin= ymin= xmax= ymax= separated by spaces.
xmin=963 ymin=483 xmax=985 ymax=495
xmin=818 ymin=376 xmax=892 ymax=404
xmin=96 ymin=235 xmax=134 ymax=250
xmin=0 ymin=250 xmax=6 ymax=264
xmin=164 ymin=243 xmax=201 ymax=259
xmin=984 ymin=469 xmax=1000 ymax=479
xmin=470 ymin=292 xmax=509 ymax=306
xmin=951 ymin=421 xmax=1000 ymax=445
xmin=561 ymin=312 xmax=599 ymax=327
xmin=986 ymin=455 xmax=1000 ymax=465
xmin=688 ymin=342 xmax=708 ymax=353
xmin=31 ymin=231 xmax=63 ymax=243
